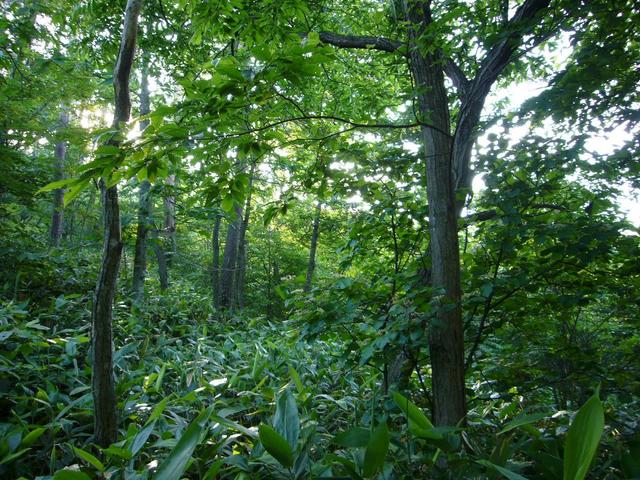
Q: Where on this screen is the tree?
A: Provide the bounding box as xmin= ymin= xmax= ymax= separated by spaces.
xmin=91 ymin=0 xmax=143 ymax=447
xmin=131 ymin=56 xmax=151 ymax=303
xmin=310 ymin=0 xmax=551 ymax=425
xmin=304 ymin=201 xmax=322 ymax=292
xmin=50 ymin=109 xmax=69 ymax=248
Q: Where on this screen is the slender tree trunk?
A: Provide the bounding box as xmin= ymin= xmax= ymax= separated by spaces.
xmin=234 ymin=167 xmax=255 ymax=308
xmin=92 ymin=0 xmax=143 ymax=447
xmin=211 ymin=213 xmax=222 ymax=308
xmin=131 ymin=59 xmax=151 ymax=303
xmin=50 ymin=109 xmax=69 ymax=248
xmin=304 ymin=201 xmax=322 ymax=292
xmin=404 ymin=0 xmax=466 ymax=427
xmin=164 ymin=173 xmax=176 ymax=259
xmin=220 ymin=204 xmax=242 ymax=308
xmin=153 ymin=229 xmax=169 ymax=291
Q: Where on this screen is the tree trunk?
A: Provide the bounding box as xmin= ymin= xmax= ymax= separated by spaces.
xmin=211 ymin=213 xmax=222 ymax=308
xmin=50 ymin=109 xmax=69 ymax=248
xmin=131 ymin=59 xmax=151 ymax=304
xmin=153 ymin=229 xmax=169 ymax=291
xmin=164 ymin=173 xmax=177 ymax=260
xmin=404 ymin=0 xmax=466 ymax=427
xmin=220 ymin=204 xmax=243 ymax=308
xmin=234 ymin=167 xmax=255 ymax=308
xmin=304 ymin=201 xmax=322 ymax=292
xmin=92 ymin=0 xmax=143 ymax=448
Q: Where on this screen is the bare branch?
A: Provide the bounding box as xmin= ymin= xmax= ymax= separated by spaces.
xmin=318 ymin=31 xmax=403 ymax=53
xmin=314 ymin=31 xmax=468 ymax=94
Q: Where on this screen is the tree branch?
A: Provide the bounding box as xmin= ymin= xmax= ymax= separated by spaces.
xmin=475 ymin=0 xmax=551 ymax=88
xmin=318 ymin=31 xmax=402 ymax=53
xmin=314 ymin=31 xmax=468 ymax=94
xmin=113 ymin=0 xmax=144 ymax=126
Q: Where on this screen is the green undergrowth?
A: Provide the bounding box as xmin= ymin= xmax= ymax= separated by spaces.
xmin=1 ymin=291 xmax=638 ymax=479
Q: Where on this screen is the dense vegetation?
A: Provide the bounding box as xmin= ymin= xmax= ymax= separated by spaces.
xmin=1 ymin=0 xmax=639 ymax=478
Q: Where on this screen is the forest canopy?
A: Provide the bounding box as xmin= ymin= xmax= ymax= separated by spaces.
xmin=1 ymin=0 xmax=639 ymax=478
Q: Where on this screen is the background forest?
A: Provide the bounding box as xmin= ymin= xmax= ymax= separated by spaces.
xmin=1 ymin=0 xmax=639 ymax=478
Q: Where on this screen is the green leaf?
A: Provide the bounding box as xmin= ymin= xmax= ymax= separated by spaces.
xmin=333 ymin=427 xmax=370 ymax=448
xmin=63 ymin=179 xmax=90 ymax=206
xmin=0 ymin=448 xmax=30 ymax=465
xmin=288 ymin=365 xmax=304 ymax=394
xmin=478 ymin=460 xmax=529 ymax=480
xmin=221 ymin=196 xmax=234 ymax=212
xmin=499 ymin=413 xmax=547 ymax=435
xmin=563 ymin=390 xmax=605 ymax=480
xmin=392 ymin=391 xmax=432 ymax=429
xmin=273 ymin=389 xmax=300 ymax=450
xmin=102 ymin=446 xmax=132 ymax=460
xmin=20 ymin=427 xmax=46 ymax=448
xmin=153 ymin=406 xmax=213 ymax=480
xmin=363 ymin=423 xmax=389 ymax=478
xmin=129 ymin=421 xmax=156 ymax=456
xmin=52 ymin=471 xmax=91 ymax=480
xmin=147 ymin=395 xmax=171 ymax=423
xmin=72 ymin=445 xmax=105 ymax=472
xmin=36 ymin=178 xmax=77 ymax=194
xmin=258 ymin=424 xmax=294 ymax=468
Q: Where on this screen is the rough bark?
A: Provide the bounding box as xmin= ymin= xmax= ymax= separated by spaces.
xmin=304 ymin=201 xmax=322 ymax=292
xmin=211 ymin=213 xmax=222 ymax=308
xmin=153 ymin=229 xmax=169 ymax=291
xmin=234 ymin=166 xmax=255 ymax=308
xmin=92 ymin=0 xmax=143 ymax=448
xmin=220 ymin=204 xmax=243 ymax=308
xmin=403 ymin=0 xmax=466 ymax=427
xmin=164 ymin=173 xmax=177 ymax=258
xmin=131 ymin=59 xmax=151 ymax=303
xmin=50 ymin=109 xmax=69 ymax=248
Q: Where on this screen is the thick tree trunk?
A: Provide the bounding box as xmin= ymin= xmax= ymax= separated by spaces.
xmin=91 ymin=0 xmax=143 ymax=448
xmin=211 ymin=213 xmax=222 ymax=308
xmin=50 ymin=110 xmax=69 ymax=248
xmin=220 ymin=204 xmax=243 ymax=308
xmin=131 ymin=60 xmax=151 ymax=303
xmin=304 ymin=201 xmax=322 ymax=292
xmin=404 ymin=0 xmax=466 ymax=427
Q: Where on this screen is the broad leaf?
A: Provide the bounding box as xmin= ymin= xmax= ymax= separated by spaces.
xmin=153 ymin=407 xmax=213 ymax=480
xmin=334 ymin=427 xmax=371 ymax=448
xmin=273 ymin=389 xmax=300 ymax=450
xmin=563 ymin=390 xmax=605 ymax=480
xmin=363 ymin=423 xmax=389 ymax=478
xmin=259 ymin=424 xmax=294 ymax=468
xmin=499 ymin=413 xmax=547 ymax=435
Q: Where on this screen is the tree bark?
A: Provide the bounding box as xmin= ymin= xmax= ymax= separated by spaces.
xmin=164 ymin=173 xmax=177 ymax=258
xmin=234 ymin=166 xmax=255 ymax=308
xmin=91 ymin=0 xmax=143 ymax=448
xmin=304 ymin=201 xmax=322 ymax=292
xmin=152 ymin=229 xmax=169 ymax=291
xmin=403 ymin=0 xmax=466 ymax=427
xmin=131 ymin=58 xmax=151 ymax=303
xmin=211 ymin=213 xmax=222 ymax=308
xmin=50 ymin=109 xmax=69 ymax=248
xmin=220 ymin=204 xmax=243 ymax=308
